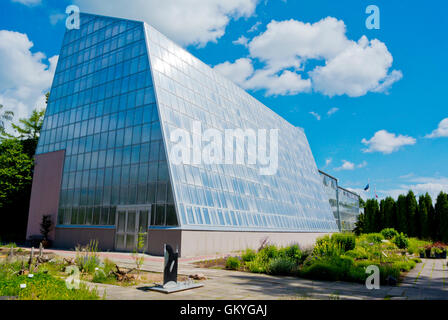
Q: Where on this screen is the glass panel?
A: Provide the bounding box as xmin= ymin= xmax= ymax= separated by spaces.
xmin=117 ymin=211 xmax=126 ymax=232
xmin=165 ymin=205 xmax=178 ymax=226
xmin=155 ymin=205 xmax=165 ymax=225
xmin=127 ymin=211 xmax=136 ymax=232
xmin=100 ymin=207 xmax=109 ymax=225
xmin=125 ymin=234 xmax=135 ymax=250
xmin=116 ymin=234 xmax=125 ymax=249
xmin=139 ymin=210 xmax=149 ymax=231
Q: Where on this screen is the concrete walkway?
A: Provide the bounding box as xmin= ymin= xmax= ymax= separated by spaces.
xmin=45 ymin=249 xmax=448 ymax=300
xmin=386 ymin=258 xmax=448 ymax=299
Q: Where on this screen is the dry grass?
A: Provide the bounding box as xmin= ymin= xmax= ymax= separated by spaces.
xmin=194 ymin=257 xmax=227 ymax=269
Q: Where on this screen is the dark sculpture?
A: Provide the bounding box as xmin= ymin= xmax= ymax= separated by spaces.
xmin=163 ymin=244 xmax=178 ymax=286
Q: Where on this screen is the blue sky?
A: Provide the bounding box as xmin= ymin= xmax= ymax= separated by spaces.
xmin=0 ymin=0 xmax=447 ymax=200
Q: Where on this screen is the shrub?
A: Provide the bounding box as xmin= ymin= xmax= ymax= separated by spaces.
xmin=345 ymin=247 xmax=369 ymax=260
xmin=331 ymin=233 xmax=356 ymax=252
xmin=257 ymin=245 xmax=278 ymax=263
xmin=407 ymin=238 xmax=431 ymax=255
xmin=381 ymin=228 xmax=399 ymax=240
xmin=103 ymin=258 xmax=116 ymax=275
xmin=300 ymin=261 xmax=342 ymax=281
xmin=313 ymin=240 xmax=344 ymax=258
xmin=241 ymin=249 xmax=256 ymax=262
xmin=245 ymin=257 xmax=266 ymax=273
xmin=267 ymin=257 xmax=296 ymax=275
xmin=412 ymin=257 xmax=422 ymax=264
xmin=225 ymin=257 xmax=241 ymax=270
xmin=347 ymin=265 xmax=369 ymax=283
xmin=300 ymin=255 xmax=353 ymax=281
xmin=299 ymin=248 xmax=313 ymax=265
xmin=393 ymin=260 xmax=416 ymax=272
xmin=315 ymin=235 xmax=331 ymax=246
xmin=40 ymin=215 xmax=53 ymax=241
xmin=392 ymin=233 xmax=409 ymax=249
xmin=379 ymin=264 xmax=401 ymax=283
xmin=92 ymin=269 xmax=108 ymax=283
xmin=365 ymin=233 xmax=385 ymax=244
xmin=75 ymin=240 xmax=101 ymax=273
xmin=353 ymin=260 xmax=401 ymax=284
xmin=280 ymin=244 xmax=302 ymax=265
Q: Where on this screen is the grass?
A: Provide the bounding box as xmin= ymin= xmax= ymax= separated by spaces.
xmin=0 ymin=261 xmax=99 ymax=300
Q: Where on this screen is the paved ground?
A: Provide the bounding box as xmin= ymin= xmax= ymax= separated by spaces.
xmin=41 ymin=249 xmax=448 ymax=300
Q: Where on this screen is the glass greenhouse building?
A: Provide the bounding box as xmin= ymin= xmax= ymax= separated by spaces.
xmin=27 ymin=13 xmax=344 ymax=256
xmin=319 ymin=170 xmax=361 ymax=232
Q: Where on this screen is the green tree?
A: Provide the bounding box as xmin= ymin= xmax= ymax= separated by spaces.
xmin=435 ymin=192 xmax=448 ymax=242
xmin=0 ymin=139 xmax=34 ymax=208
xmin=417 ymin=195 xmax=428 ymax=239
xmin=0 ymin=138 xmax=34 ymax=241
xmin=11 ymin=108 xmax=45 ymax=140
xmin=378 ymin=199 xmax=386 ymax=231
xmin=396 ymin=195 xmax=408 ymax=235
xmin=353 ymin=212 xmax=365 ymax=235
xmin=359 ymin=197 xmax=366 ymax=209
xmin=383 ymin=197 xmax=396 ymax=229
xmin=364 ymin=199 xmax=380 ymax=233
xmin=0 ymin=104 xmax=14 ymax=136
xmin=9 ymin=108 xmax=45 ymax=158
xmin=405 ymin=190 xmax=418 ymax=237
xmin=425 ymin=193 xmax=436 ymax=240
xmin=0 ymin=106 xmax=45 ymax=241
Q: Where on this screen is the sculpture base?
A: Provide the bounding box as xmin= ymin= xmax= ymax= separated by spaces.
xmin=148 ymin=281 xmax=204 ymax=294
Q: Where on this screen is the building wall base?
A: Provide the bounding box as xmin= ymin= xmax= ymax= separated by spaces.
xmin=147 ymin=229 xmax=330 ymax=258
xmin=54 ymin=227 xmax=116 ymax=251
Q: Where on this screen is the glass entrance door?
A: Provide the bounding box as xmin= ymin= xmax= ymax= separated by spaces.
xmin=115 ymin=207 xmax=150 ymax=252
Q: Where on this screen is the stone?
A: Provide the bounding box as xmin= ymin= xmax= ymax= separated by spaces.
xmin=189 ymin=273 xmax=207 ymax=280
xmin=386 ymin=276 xmax=398 ymax=286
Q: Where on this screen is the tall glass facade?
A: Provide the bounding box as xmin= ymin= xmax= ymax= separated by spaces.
xmin=146 ymin=25 xmax=337 ymax=232
xmin=319 ymin=171 xmax=340 ymax=230
xmin=35 ymin=13 xmax=338 ymax=235
xmin=36 ymin=14 xmax=177 ymax=229
xmin=338 ymin=187 xmax=360 ymax=232
xmin=319 ymin=170 xmax=361 ymax=232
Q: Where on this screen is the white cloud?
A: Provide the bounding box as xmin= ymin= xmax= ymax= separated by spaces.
xmin=362 ymin=130 xmax=416 ymax=154
xmin=49 ymin=13 xmax=66 ymax=26
xmin=74 ymin=0 xmax=258 ymax=46
xmin=249 ymin=18 xmax=351 ymax=71
xmin=11 ymin=0 xmax=41 ymax=6
xmin=372 ymin=69 xmax=403 ymax=93
xmin=0 ymin=30 xmax=57 ymax=129
xmin=248 ymin=21 xmax=261 ymax=33
xmin=309 ymin=111 xmax=321 ymax=121
xmin=214 ymin=58 xmax=311 ymax=95
xmin=325 ymin=158 xmax=332 ymax=166
xmin=213 ymin=58 xmax=254 ymax=87
xmin=334 ymin=160 xmax=367 ymax=171
xmin=346 ymin=187 xmax=369 ymax=200
xmin=335 ymin=160 xmax=355 ymax=171
xmin=310 ymin=36 xmax=401 ymax=97
xmin=381 ymin=176 xmax=448 ymax=201
xmin=357 ymin=161 xmax=368 ymax=168
xmin=244 ymin=68 xmax=311 ymax=95
xmin=233 ymin=35 xmax=249 ymax=47
xmin=215 ymin=17 xmax=401 ymax=97
xmin=425 ymin=118 xmax=448 ymax=138
xmin=327 ymin=107 xmax=339 ymax=116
